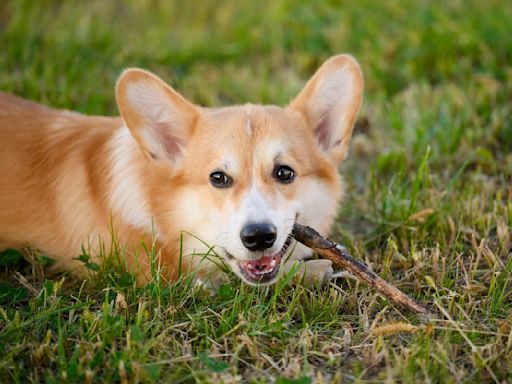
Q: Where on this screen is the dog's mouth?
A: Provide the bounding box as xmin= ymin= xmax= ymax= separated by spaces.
xmin=235 ymin=236 xmax=292 ymax=284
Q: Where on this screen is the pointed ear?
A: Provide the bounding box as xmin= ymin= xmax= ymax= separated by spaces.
xmin=116 ymin=69 xmax=199 ymax=162
xmin=288 ymin=55 xmax=363 ymax=162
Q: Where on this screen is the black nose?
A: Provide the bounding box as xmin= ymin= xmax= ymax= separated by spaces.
xmin=240 ymin=223 xmax=277 ymax=251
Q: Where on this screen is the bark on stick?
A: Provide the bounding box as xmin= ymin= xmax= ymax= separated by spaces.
xmin=292 ymin=223 xmax=433 ymax=317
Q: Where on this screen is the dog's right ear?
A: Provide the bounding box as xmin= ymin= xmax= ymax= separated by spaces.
xmin=116 ymin=69 xmax=200 ymax=162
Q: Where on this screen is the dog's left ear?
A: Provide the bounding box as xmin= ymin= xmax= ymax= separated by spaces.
xmin=289 ymin=55 xmax=363 ymax=163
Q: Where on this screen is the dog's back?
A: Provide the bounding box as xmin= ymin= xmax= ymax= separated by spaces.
xmin=0 ymin=93 xmax=121 ymax=261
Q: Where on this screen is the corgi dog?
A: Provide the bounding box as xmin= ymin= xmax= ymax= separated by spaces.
xmin=0 ymin=55 xmax=363 ymax=287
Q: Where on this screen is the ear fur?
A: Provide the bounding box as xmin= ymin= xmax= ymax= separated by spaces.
xmin=288 ymin=55 xmax=363 ymax=162
xmin=116 ymin=69 xmax=199 ymax=162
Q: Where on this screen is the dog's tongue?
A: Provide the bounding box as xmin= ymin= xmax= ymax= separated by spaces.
xmin=240 ymin=254 xmax=281 ymax=274
xmin=243 ymin=255 xmax=274 ymax=270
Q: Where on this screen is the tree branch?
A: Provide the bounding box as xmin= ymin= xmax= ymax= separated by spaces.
xmin=293 ymin=223 xmax=434 ymax=317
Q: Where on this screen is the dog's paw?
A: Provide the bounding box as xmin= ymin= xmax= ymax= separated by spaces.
xmin=301 ymin=259 xmax=334 ymax=285
xmin=194 ymin=271 xmax=230 ymax=294
xmin=282 ymin=259 xmax=334 ymax=286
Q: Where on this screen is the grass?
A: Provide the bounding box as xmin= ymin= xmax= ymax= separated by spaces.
xmin=1 ymin=0 xmax=511 ymax=382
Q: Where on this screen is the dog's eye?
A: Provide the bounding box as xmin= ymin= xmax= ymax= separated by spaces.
xmin=210 ymin=171 xmax=233 ymax=188
xmin=273 ymin=165 xmax=295 ymax=184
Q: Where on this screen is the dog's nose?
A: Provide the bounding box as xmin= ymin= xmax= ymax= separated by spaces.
xmin=240 ymin=223 xmax=277 ymax=251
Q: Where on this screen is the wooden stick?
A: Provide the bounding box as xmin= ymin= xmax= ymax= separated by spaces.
xmin=293 ymin=223 xmax=434 ymax=317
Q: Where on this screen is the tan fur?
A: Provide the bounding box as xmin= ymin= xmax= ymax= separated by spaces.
xmin=0 ymin=55 xmax=363 ymax=286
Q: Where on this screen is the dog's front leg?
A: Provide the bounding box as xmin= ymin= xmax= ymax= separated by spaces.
xmin=281 ymin=258 xmax=334 ymax=286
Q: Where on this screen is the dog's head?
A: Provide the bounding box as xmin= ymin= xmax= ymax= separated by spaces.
xmin=116 ymin=55 xmax=363 ymax=285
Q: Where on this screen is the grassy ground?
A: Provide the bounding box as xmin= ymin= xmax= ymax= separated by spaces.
xmin=1 ymin=0 xmax=511 ymax=382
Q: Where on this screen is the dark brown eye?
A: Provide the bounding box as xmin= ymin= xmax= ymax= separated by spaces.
xmin=210 ymin=171 xmax=233 ymax=188
xmin=273 ymin=165 xmax=295 ymax=184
